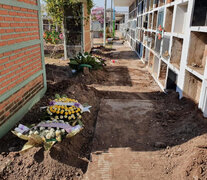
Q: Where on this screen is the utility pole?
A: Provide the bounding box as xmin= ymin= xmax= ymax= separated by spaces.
xmin=62 ymin=18 xmax=67 ymax=60
xmin=104 ymin=0 xmax=107 ymax=46
xmin=111 ymin=0 xmax=113 ymax=32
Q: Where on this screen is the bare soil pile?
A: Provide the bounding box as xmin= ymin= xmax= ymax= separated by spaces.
xmin=0 ymin=63 xmax=107 ymax=180
xmin=1 ymin=48 xmax=207 ymax=179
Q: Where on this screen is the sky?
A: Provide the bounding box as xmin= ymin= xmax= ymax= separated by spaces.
xmin=93 ymin=0 xmax=128 ymax=12
xmin=40 ymin=0 xmax=129 ymax=12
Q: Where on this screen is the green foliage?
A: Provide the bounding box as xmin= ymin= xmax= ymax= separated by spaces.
xmin=86 ymin=0 xmax=94 ymax=16
xmin=69 ymin=52 xmax=106 ymax=71
xmin=43 ymin=30 xmax=62 ymax=44
xmin=43 ymin=0 xmax=93 ymax=26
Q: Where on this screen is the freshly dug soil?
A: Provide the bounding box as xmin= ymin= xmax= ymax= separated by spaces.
xmin=1 ymin=44 xmax=207 ymax=180
xmin=0 ymin=61 xmax=107 ymax=180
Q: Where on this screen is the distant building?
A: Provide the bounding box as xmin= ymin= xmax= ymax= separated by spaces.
xmin=91 ymin=21 xmax=103 ymax=38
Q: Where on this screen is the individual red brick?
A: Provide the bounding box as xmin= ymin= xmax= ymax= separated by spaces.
xmin=4 ymin=17 xmax=13 ymax=21
xmin=2 ymin=5 xmax=12 ymax=9
xmin=9 ymin=11 xmax=17 ymax=16
xmin=0 ymin=41 xmax=7 ymax=46
xmin=0 ymin=57 xmax=9 ymax=63
xmin=0 ymin=23 xmax=10 ymax=27
xmin=0 ymin=10 xmax=8 ymax=15
xmin=13 ymin=6 xmax=21 ymax=11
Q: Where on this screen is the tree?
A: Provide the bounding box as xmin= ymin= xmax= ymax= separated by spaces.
xmin=43 ymin=0 xmax=93 ymax=60
xmin=91 ymin=7 xmax=104 ymax=24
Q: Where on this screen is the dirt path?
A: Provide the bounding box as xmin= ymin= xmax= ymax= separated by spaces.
xmin=1 ymin=40 xmax=207 ymax=180
xmin=84 ymin=42 xmax=207 ymax=180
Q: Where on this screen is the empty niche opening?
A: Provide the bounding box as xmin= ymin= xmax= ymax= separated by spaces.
xmin=140 ymin=30 xmax=144 ymax=42
xmin=138 ymin=16 xmax=143 ymax=28
xmin=135 ymin=29 xmax=138 ymax=39
xmin=192 ymin=0 xmax=207 ymax=26
xmin=165 ymin=6 xmax=174 ymax=32
xmin=166 ymin=69 xmax=177 ymax=91
xmin=151 ymin=32 xmax=156 ymax=49
xmin=143 ymin=46 xmax=146 ymax=59
xmin=147 ymin=0 xmax=150 ymax=11
xmin=148 ymin=51 xmax=154 ymax=71
xmin=153 ymin=11 xmax=158 ymax=30
xmin=143 ymin=15 xmax=148 ymax=29
xmin=166 ymin=0 xmax=174 ymax=4
xmin=187 ymin=32 xmax=207 ymax=75
xmin=159 ymin=0 xmax=165 ymax=7
xmin=162 ymin=36 xmax=170 ymax=59
xmin=174 ymin=2 xmax=188 ymax=34
xmin=150 ymin=0 xmax=153 ymax=10
xmin=136 ymin=41 xmax=139 ymax=53
xmin=155 ymin=35 xmax=162 ymax=54
xmin=130 ymin=38 xmax=133 ymax=47
xmin=149 ymin=13 xmax=152 ymax=29
xmin=144 ymin=31 xmax=148 ymax=45
xmin=145 ymin=48 xmax=150 ymax=62
xmin=171 ymin=37 xmax=183 ymax=69
xmin=137 ymin=29 xmax=141 ymax=40
xmin=153 ymin=0 xmax=159 ymax=8
xmin=137 ymin=42 xmax=143 ymax=58
xmin=131 ymin=29 xmax=135 ymax=39
xmin=147 ymin=32 xmax=151 ymax=47
xmin=184 ymin=71 xmax=202 ymax=104
xmin=157 ymin=10 xmax=164 ymax=30
xmin=159 ymin=60 xmax=167 ymax=86
xmin=132 ymin=40 xmax=136 ymax=50
xmin=153 ymin=56 xmax=160 ymax=77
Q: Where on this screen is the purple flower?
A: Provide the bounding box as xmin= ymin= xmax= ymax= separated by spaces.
xmin=49 ymin=101 xmax=55 ymax=106
xmin=15 ymin=124 xmax=30 ymax=134
xmin=74 ymin=103 xmax=81 ymax=108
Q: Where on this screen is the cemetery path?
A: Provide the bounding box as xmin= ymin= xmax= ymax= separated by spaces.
xmin=84 ymin=41 xmax=207 ymax=180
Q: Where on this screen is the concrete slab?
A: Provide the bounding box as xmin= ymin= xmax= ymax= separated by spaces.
xmin=83 ymin=99 xmax=167 ymax=180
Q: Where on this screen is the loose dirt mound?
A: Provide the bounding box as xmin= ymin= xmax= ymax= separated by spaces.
xmin=0 ymin=61 xmax=106 ymax=180
xmin=185 ymin=148 xmax=207 ymax=179
xmin=1 ymin=49 xmax=207 ymax=180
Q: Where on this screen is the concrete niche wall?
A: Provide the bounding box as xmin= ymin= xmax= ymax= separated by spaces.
xmin=165 ymin=6 xmax=174 ymax=32
xmin=153 ymin=11 xmax=158 ymax=30
xmin=171 ymin=37 xmax=183 ymax=69
xmin=148 ymin=51 xmax=154 ymax=70
xmin=153 ymin=56 xmax=160 ymax=77
xmin=159 ymin=60 xmax=167 ymax=86
xmin=162 ymin=36 xmax=170 ymax=59
xmin=187 ymin=32 xmax=207 ymax=75
xmin=184 ymin=71 xmax=202 ymax=104
xmin=174 ymin=3 xmax=188 ymax=34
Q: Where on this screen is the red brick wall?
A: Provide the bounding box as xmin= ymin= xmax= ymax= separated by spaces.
xmin=0 ymin=4 xmax=39 ymax=46
xmin=0 ymin=75 xmax=44 ymax=125
xmin=0 ymin=44 xmax=42 ymax=95
xmin=83 ymin=3 xmax=92 ymax=52
xmin=0 ymin=0 xmax=45 ymax=127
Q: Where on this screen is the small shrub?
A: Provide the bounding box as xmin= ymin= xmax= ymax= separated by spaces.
xmin=44 ymin=30 xmax=63 ymax=44
xmin=69 ymin=52 xmax=106 ymax=71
